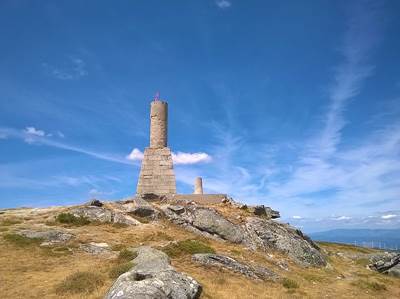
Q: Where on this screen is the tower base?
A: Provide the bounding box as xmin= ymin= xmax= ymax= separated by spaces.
xmin=136 ymin=147 xmax=176 ymax=195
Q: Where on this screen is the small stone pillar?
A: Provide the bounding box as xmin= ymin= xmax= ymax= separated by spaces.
xmin=150 ymin=100 xmax=168 ymax=148
xmin=194 ymin=177 xmax=203 ymax=194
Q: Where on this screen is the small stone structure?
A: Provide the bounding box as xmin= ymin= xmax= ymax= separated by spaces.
xmin=136 ymin=99 xmax=177 ymax=195
xmin=194 ymin=177 xmax=203 ymax=194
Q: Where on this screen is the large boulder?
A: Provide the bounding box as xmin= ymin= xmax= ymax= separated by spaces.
xmin=368 ymin=252 xmax=400 ymax=277
xmin=105 ymin=246 xmax=202 ymax=299
xmin=192 ymin=253 xmax=278 ymax=280
xmin=162 ymin=205 xmax=244 ymax=243
xmin=249 ymin=205 xmax=280 ymax=219
xmin=162 ymin=205 xmax=326 ymax=267
xmin=17 ymin=229 xmax=74 ymax=245
xmin=244 ymin=217 xmax=326 ymax=267
xmin=70 ymin=206 xmax=113 ymax=222
xmin=69 ymin=206 xmax=140 ymax=226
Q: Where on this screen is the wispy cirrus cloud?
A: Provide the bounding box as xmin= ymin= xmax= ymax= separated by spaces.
xmin=42 ymin=56 xmax=88 ymax=80
xmin=0 ymin=127 xmax=134 ymax=166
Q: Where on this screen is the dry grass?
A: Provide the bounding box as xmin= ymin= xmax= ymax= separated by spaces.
xmin=0 ymin=206 xmax=400 ymax=299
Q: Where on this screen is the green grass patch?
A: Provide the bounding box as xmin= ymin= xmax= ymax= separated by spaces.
xmin=55 ymin=271 xmax=104 ymax=295
xmin=0 ymin=218 xmax=22 ymax=226
xmin=118 ymin=249 xmax=138 ymax=262
xmin=282 ymin=278 xmax=299 ymax=289
xmin=162 ymin=239 xmax=215 ymax=258
xmin=56 ymin=213 xmax=90 ymax=226
xmin=109 ymin=262 xmax=134 ymax=279
xmin=3 ymin=233 xmax=43 ymax=247
xmin=351 ymin=279 xmax=387 ymax=291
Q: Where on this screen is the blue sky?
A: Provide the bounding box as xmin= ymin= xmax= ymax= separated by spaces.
xmin=1 ymin=0 xmax=399 ymax=232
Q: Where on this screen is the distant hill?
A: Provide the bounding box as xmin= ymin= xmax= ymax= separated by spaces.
xmin=309 ymin=229 xmax=400 ymax=250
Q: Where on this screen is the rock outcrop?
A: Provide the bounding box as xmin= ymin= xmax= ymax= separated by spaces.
xmin=244 ymin=217 xmax=326 ymax=267
xmin=17 ymin=229 xmax=74 ymax=245
xmin=192 ymin=253 xmax=278 ymax=280
xmin=105 ymin=246 xmax=201 ymax=299
xmin=368 ymin=252 xmax=400 ymax=278
xmin=69 ymin=206 xmax=141 ymax=226
xmin=162 ymin=204 xmax=326 ymax=267
xmin=161 ymin=205 xmax=244 ymax=243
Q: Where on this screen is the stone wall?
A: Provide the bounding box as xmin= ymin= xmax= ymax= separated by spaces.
xmin=137 ymin=147 xmax=176 ymax=195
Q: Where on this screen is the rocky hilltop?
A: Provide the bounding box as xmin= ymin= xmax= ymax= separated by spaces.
xmin=0 ymin=196 xmax=399 ymax=298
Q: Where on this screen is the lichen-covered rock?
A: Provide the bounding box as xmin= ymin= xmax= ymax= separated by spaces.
xmin=368 ymin=252 xmax=400 ymax=276
xmin=69 ymin=206 xmax=140 ymax=225
xmin=244 ymin=217 xmax=326 ymax=267
xmin=113 ymin=212 xmax=141 ymax=226
xmin=80 ymin=242 xmax=116 ymax=257
xmin=162 ymin=204 xmax=326 ymax=267
xmin=70 ymin=206 xmax=113 ymax=222
xmin=387 ymin=264 xmax=400 ymax=278
xmin=162 ymin=205 xmax=244 ymax=243
xmin=18 ymin=229 xmax=74 ymax=244
xmin=87 ymin=199 xmax=103 ymax=207
xmin=105 ymin=246 xmax=202 ymax=299
xmin=250 ymin=205 xmax=280 ymax=219
xmin=192 ymin=253 xmax=278 ymax=280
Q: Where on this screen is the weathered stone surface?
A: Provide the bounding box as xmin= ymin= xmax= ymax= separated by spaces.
xmin=244 ymin=217 xmax=326 ymax=267
xmin=162 ymin=205 xmax=326 ymax=267
xmin=70 ymin=206 xmax=113 ymax=222
xmin=387 ymin=264 xmax=400 ymax=278
xmin=161 ymin=205 xmax=244 ymax=243
xmin=69 ymin=206 xmax=140 ymax=225
xmin=113 ymin=212 xmax=141 ymax=226
xmin=87 ymin=199 xmax=103 ymax=207
xmin=250 ymin=205 xmax=280 ymax=219
xmin=80 ymin=242 xmax=115 ymax=256
xmin=192 ymin=254 xmax=278 ymax=280
xmin=129 ymin=206 xmax=159 ymax=219
xmin=137 ymin=147 xmax=177 ymax=196
xmin=105 ymin=246 xmax=202 ymax=299
xmin=18 ymin=229 xmax=74 ymax=244
xmin=368 ymin=252 xmax=400 ymax=276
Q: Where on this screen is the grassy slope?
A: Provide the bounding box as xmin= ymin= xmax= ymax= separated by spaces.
xmin=0 ymin=205 xmax=399 ymax=299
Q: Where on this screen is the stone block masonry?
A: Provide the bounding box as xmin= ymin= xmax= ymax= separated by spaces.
xmin=136 ymin=99 xmax=177 ymax=195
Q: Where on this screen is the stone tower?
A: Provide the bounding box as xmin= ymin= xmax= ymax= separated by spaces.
xmin=193 ymin=177 xmax=203 ymax=194
xmin=136 ymin=99 xmax=177 ymax=195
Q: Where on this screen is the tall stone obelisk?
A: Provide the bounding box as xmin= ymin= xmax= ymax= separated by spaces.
xmin=136 ymin=98 xmax=177 ymax=195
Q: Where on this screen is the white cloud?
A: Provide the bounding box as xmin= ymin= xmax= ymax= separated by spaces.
xmin=57 ymin=131 xmax=65 ymax=138
xmin=381 ymin=214 xmax=397 ymax=219
xmin=24 ymin=126 xmax=45 ymax=137
xmin=172 ymin=152 xmax=211 ymax=165
xmin=333 ymin=216 xmax=352 ymax=221
xmin=292 ymin=216 xmax=302 ymax=219
xmin=216 ymin=0 xmax=231 ymax=9
xmin=126 ymin=148 xmax=144 ymax=161
xmin=126 ymin=148 xmax=211 ymax=165
xmin=0 ymin=133 xmax=7 ymax=139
